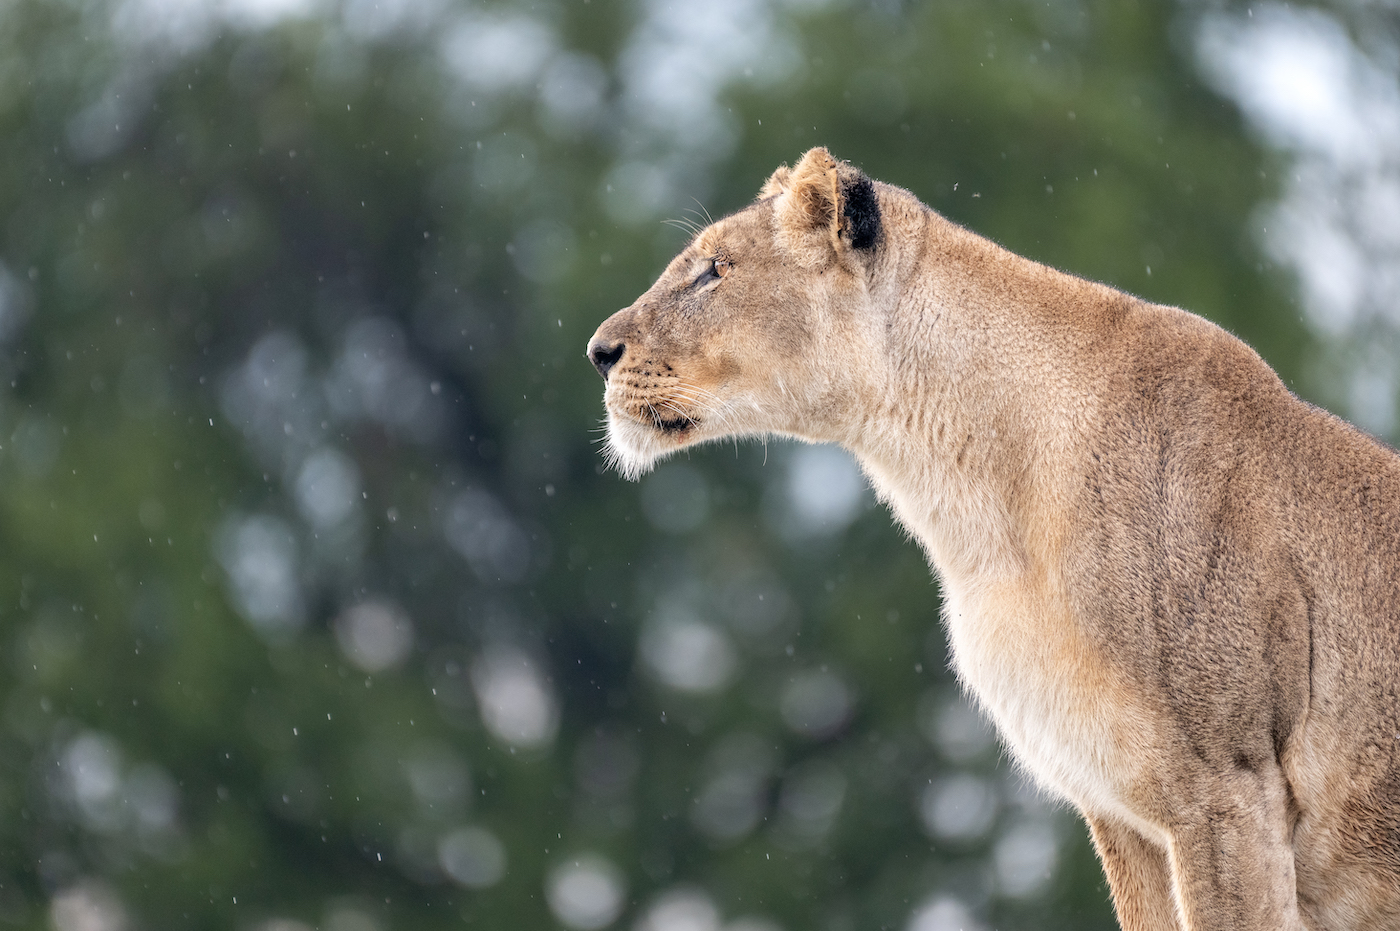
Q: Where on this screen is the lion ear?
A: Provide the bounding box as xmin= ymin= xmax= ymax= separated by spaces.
xmin=772 ymin=147 xmax=882 ymax=266
xmin=759 ymin=164 xmax=792 ymax=199
xmin=776 ymin=147 xmax=841 ymax=243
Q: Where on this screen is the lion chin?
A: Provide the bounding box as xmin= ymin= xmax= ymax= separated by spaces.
xmin=602 ymin=413 xmax=688 ymax=481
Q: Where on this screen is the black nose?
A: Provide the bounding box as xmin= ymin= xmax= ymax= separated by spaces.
xmin=588 ymin=340 xmax=625 ymax=379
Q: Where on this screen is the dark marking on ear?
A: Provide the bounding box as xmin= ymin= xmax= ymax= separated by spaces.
xmin=842 ymin=174 xmax=881 ymax=250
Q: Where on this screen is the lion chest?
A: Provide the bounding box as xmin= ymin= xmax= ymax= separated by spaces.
xmin=861 ymin=455 xmax=1158 ymax=823
xmin=940 ymin=582 xmax=1150 ymax=822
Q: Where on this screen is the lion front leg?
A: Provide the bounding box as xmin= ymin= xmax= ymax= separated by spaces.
xmin=1161 ymin=768 xmax=1305 ymax=931
xmin=1087 ymin=815 xmax=1181 ymax=931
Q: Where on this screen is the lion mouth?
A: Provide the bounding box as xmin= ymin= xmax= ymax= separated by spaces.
xmin=654 ymin=414 xmax=695 ymax=435
xmin=636 ymin=401 xmax=698 ymax=436
xmin=609 ymin=391 xmax=702 ymax=440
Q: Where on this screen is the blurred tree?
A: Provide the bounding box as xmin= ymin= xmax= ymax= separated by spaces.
xmin=0 ymin=1 xmax=1359 ymax=930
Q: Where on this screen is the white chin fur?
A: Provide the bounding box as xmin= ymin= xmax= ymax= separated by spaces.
xmin=603 ymin=415 xmax=674 ymax=481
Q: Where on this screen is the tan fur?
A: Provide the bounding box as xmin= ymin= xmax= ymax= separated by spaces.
xmin=586 ymin=148 xmax=1400 ymax=930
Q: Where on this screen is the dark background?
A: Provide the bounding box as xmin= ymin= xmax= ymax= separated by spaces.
xmin=1 ymin=1 xmax=1394 ymax=930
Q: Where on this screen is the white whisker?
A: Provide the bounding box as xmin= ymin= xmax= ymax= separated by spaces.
xmin=689 ymin=197 xmax=714 ymax=227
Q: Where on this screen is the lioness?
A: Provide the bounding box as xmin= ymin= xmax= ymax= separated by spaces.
xmin=586 ymin=148 xmax=1400 ymax=930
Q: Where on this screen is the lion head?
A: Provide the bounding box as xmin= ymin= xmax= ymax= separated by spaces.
xmin=586 ymin=147 xmax=890 ymax=480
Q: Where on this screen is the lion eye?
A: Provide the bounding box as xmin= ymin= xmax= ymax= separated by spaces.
xmin=693 ymin=256 xmax=730 ymax=289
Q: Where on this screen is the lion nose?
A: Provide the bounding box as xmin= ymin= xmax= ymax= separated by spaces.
xmin=588 ymin=339 xmax=625 ymax=380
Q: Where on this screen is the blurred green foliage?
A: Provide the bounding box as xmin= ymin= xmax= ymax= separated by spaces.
xmin=0 ymin=1 xmax=1330 ymax=930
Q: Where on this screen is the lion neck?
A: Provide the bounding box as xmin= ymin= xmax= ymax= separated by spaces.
xmin=835 ymin=204 xmax=1095 ymax=594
